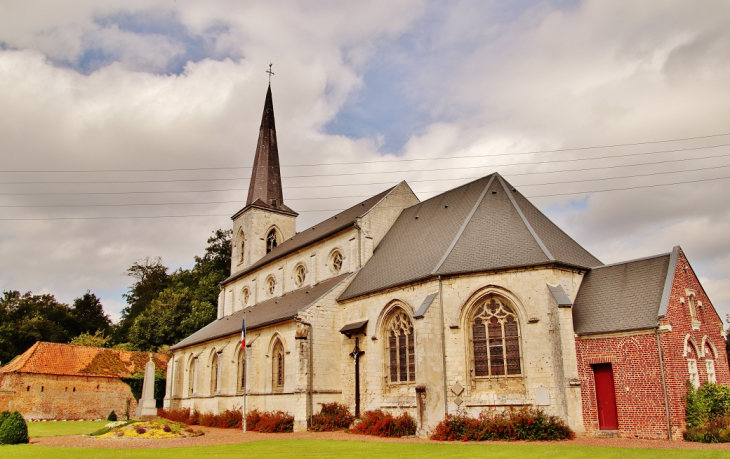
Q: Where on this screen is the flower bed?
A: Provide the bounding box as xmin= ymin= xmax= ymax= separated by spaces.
xmin=349 ymin=410 xmax=416 ymax=437
xmin=430 ymin=408 xmax=574 ymax=441
xmin=91 ymin=419 xmax=202 ymax=439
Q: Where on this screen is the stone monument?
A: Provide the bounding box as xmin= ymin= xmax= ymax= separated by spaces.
xmin=138 ymin=354 xmax=158 ymax=417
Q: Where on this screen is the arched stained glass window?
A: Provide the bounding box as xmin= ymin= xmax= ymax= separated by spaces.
xmin=385 ymin=309 xmax=415 ymax=383
xmin=471 ymin=297 xmax=521 ymax=377
xmin=188 ymin=358 xmax=196 ymax=396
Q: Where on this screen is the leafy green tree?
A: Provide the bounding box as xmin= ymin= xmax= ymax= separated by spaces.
xmin=0 ymin=291 xmax=76 ymax=364
xmin=71 ymin=291 xmax=112 ymax=337
xmin=115 ymin=257 xmax=170 ymax=343
xmin=70 ymin=330 xmax=111 ymax=348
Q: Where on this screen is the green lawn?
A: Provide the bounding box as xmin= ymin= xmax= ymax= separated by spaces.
xmin=27 ymin=420 xmax=108 ymax=437
xmin=4 ymin=440 xmax=729 ymax=459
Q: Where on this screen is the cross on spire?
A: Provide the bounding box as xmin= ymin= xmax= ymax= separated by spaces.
xmin=266 ymin=63 xmax=274 ymax=84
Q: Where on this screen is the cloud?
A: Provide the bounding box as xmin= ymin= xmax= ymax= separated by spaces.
xmin=0 ymin=0 xmax=729 ymax=326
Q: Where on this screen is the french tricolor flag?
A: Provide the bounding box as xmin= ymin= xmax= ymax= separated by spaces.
xmin=241 ymin=316 xmax=246 ymax=348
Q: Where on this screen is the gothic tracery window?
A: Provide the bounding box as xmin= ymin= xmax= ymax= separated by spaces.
xmin=330 ymin=251 xmax=343 ymax=274
xmin=471 ymin=297 xmax=521 ymax=377
xmin=240 ymin=235 xmax=245 ymax=264
xmin=686 ymin=341 xmax=699 ymax=388
xmin=272 ymin=339 xmax=285 ymax=390
xmin=266 ymin=229 xmax=278 ymax=254
xmin=385 ymin=308 xmax=415 ymax=383
xmin=294 ymin=264 xmax=306 ymax=287
xmin=704 ymin=341 xmax=716 ymax=384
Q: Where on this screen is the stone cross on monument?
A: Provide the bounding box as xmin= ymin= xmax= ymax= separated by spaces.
xmin=138 ymin=353 xmax=158 ymax=417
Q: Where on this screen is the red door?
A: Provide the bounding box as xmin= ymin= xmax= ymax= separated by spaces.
xmin=593 ymin=363 xmax=619 ymax=430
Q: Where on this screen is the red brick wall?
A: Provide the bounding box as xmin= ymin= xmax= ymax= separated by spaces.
xmin=0 ymin=372 xmax=139 ymax=420
xmin=575 ymin=249 xmax=730 ymax=440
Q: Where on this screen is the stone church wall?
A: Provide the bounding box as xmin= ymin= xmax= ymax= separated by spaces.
xmin=0 ymin=372 xmax=138 ymax=420
xmin=339 ymin=265 xmax=586 ymax=434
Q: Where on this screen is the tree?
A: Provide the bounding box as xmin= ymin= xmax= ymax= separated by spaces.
xmin=115 ymin=257 xmax=170 ymax=343
xmin=0 ymin=291 xmax=77 ymax=364
xmin=71 ymin=291 xmax=112 ymax=337
xmin=70 ymin=330 xmax=111 ymax=348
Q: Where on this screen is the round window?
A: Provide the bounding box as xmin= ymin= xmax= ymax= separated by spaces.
xmin=330 ymin=251 xmax=343 ymax=274
xmin=294 ymin=265 xmax=306 ymax=287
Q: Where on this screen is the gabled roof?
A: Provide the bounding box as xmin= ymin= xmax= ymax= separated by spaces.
xmin=0 ymin=342 xmax=170 ymax=378
xmin=222 ymin=185 xmax=398 ymax=286
xmin=572 ymin=247 xmax=679 ymax=335
xmin=340 ymin=173 xmax=602 ymax=300
xmin=172 ymin=273 xmax=352 ymax=350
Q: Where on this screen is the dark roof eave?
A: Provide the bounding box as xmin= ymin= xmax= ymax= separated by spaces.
xmin=231 ymin=203 xmax=298 ymax=221
xmin=339 ymin=260 xmax=590 ymax=302
xmin=171 ymin=316 xmax=298 ymax=351
xmin=221 ymin=224 xmax=355 ymax=286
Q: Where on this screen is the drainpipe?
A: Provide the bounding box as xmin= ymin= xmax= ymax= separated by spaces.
xmin=438 ymin=275 xmax=448 ymax=417
xmin=656 ymin=326 xmax=672 ymax=440
xmin=296 ymin=318 xmax=314 ymax=427
xmin=355 ymin=220 xmax=363 ymax=269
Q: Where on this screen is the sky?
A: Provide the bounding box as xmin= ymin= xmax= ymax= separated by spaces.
xmin=0 ymin=0 xmax=729 ymax=327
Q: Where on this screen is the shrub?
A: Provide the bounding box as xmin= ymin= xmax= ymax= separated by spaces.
xmin=685 ymin=382 xmax=730 ymax=443
xmin=254 ymin=411 xmax=294 ymax=433
xmin=163 ymin=425 xmax=172 ymax=433
xmin=135 ymin=427 xmax=147 ymax=435
xmin=350 ymin=409 xmax=417 ymax=437
xmin=245 ymin=409 xmax=262 ymax=431
xmin=159 ymin=408 xmax=191 ymax=424
xmin=0 ymin=411 xmax=29 ymax=445
xmin=107 ymin=411 xmax=117 ymax=422
xmin=430 ymin=408 xmax=573 ymax=441
xmin=310 ymin=403 xmax=355 ymax=432
xmin=0 ymin=412 xmax=8 ymax=428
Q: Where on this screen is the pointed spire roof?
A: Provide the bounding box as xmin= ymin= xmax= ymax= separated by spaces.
xmin=340 ymin=173 xmax=603 ymax=300
xmin=244 ymin=85 xmax=296 ymax=216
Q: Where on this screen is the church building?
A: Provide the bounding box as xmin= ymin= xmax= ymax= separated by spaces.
xmin=165 ymin=85 xmax=729 ymax=439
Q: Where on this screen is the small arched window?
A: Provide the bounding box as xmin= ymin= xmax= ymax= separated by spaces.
xmin=239 ymin=231 xmax=245 ymax=264
xmin=471 ymin=297 xmax=521 ymax=377
xmin=272 ymin=339 xmax=285 ymax=390
xmin=686 ymin=341 xmax=699 ymax=388
xmin=330 ymin=251 xmax=343 ymax=274
xmin=237 ymin=348 xmax=246 ymax=392
xmin=704 ymin=341 xmax=716 ymax=383
xmin=385 ymin=308 xmax=415 ymax=383
xmin=294 ymin=264 xmax=306 ymax=287
xmin=188 ymin=358 xmax=197 ymax=396
xmin=211 ymin=353 xmax=220 ymax=394
xmin=266 ymin=229 xmax=278 ymax=254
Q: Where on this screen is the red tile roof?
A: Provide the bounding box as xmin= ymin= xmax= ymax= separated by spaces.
xmin=0 ymin=342 xmax=170 ymax=378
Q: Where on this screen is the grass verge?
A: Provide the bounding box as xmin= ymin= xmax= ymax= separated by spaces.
xmin=27 ymin=421 xmax=109 ymax=438
xmin=4 ymin=440 xmax=730 ymax=458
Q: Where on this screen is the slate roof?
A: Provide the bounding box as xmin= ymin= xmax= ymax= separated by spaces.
xmin=572 ymin=249 xmax=678 ymax=335
xmin=222 ymin=186 xmax=398 ymax=286
xmin=171 ymin=273 xmax=352 ymax=350
xmin=340 ymin=173 xmax=602 ymax=300
xmin=0 ymin=342 xmax=169 ymax=378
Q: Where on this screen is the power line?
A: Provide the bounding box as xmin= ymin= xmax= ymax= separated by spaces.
xmin=1 ymin=144 xmax=728 ymax=185
xmin=1 ymin=175 xmax=728 ymax=220
xmin=3 ymin=163 xmax=729 ymax=209
xmin=2 ymin=132 xmax=728 ymax=173
xmin=2 ymin=152 xmax=729 ymax=197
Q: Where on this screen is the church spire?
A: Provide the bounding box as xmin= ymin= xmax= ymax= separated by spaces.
xmin=245 ymin=84 xmax=295 ymax=215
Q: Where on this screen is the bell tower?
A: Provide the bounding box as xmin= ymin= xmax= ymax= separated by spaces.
xmin=231 ymin=84 xmax=297 ymax=274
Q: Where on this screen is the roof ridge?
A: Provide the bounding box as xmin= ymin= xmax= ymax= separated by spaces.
xmin=497 ymin=175 xmax=554 ymax=261
xmin=591 ymin=251 xmax=672 ymax=270
xmin=431 ymin=175 xmax=496 ymax=274
xmin=357 ymin=181 xmax=414 ymax=220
